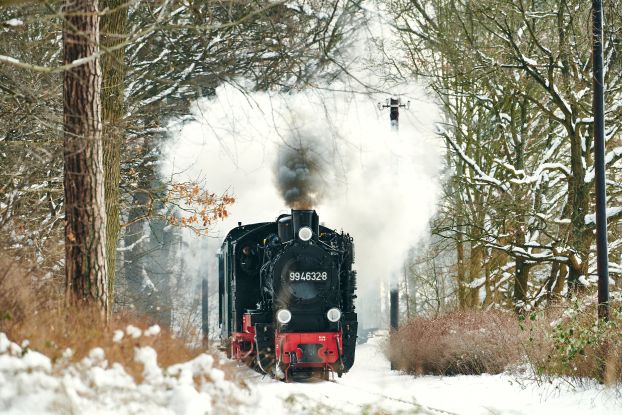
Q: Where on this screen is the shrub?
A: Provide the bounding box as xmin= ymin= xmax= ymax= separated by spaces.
xmin=526 ymin=301 xmax=622 ymax=385
xmin=390 ymin=302 xmax=622 ymax=385
xmin=389 ymin=310 xmax=525 ymax=375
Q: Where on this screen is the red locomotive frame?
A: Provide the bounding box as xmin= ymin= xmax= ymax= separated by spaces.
xmin=230 ymin=313 xmax=343 ymax=381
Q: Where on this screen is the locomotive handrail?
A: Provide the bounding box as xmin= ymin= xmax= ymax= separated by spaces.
xmin=254 ymin=338 xmax=269 ymax=374
xmin=315 ymin=238 xmax=346 ymax=254
xmin=274 ymin=336 xmax=285 ymax=380
xmin=335 ymin=335 xmax=345 ymax=372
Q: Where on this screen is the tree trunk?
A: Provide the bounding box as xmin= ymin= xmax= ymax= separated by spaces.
xmin=483 ymin=258 xmax=492 ymax=307
xmin=101 ymin=0 xmax=128 ymax=310
xmin=454 ymin=152 xmax=467 ymax=309
xmin=567 ymin=128 xmax=592 ymax=294
xmin=456 ymin=230 xmax=466 ymax=309
xmin=402 ymin=264 xmax=411 ymax=318
xmin=468 ymin=239 xmax=482 ymax=308
xmin=63 ymin=0 xmax=108 ymax=313
xmin=553 ymin=263 xmax=568 ymax=299
xmin=513 ymin=258 xmax=530 ymax=313
xmin=545 ymin=261 xmax=560 ymax=303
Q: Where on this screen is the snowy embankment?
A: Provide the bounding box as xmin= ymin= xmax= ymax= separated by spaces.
xmin=245 ymin=336 xmax=621 ymax=415
xmin=0 ymin=329 xmax=244 ymax=415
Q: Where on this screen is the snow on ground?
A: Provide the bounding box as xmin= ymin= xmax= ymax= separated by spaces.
xmin=2 ymin=329 xmax=620 ymax=414
xmin=0 ymin=330 xmax=242 ymax=415
xmin=243 ymin=335 xmax=621 ymax=415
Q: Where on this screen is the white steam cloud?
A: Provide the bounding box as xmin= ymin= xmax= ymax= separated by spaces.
xmin=161 ymin=83 xmax=442 ymax=329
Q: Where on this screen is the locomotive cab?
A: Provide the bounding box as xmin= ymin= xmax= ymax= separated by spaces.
xmin=218 ymin=209 xmax=357 ymax=381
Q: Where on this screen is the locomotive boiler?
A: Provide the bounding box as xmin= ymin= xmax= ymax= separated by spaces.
xmin=218 ymin=209 xmax=357 ymax=381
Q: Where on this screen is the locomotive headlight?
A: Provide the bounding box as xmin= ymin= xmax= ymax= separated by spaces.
xmin=276 ymin=309 xmax=292 ymax=324
xmin=326 ymin=308 xmax=342 ymax=322
xmin=298 ymin=226 xmax=313 ymax=241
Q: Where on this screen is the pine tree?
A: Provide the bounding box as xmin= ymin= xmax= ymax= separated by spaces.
xmin=63 ymin=0 xmax=108 ymax=313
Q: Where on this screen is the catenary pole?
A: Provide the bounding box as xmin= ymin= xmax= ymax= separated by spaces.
xmin=592 ymin=0 xmax=609 ymax=321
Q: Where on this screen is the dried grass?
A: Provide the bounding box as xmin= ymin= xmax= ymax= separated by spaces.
xmin=0 ymin=258 xmax=234 ymax=383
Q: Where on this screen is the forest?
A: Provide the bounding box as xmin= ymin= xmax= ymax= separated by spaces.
xmin=398 ymin=0 xmax=622 ymax=314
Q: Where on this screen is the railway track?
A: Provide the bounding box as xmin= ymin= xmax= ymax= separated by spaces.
xmin=327 ymin=380 xmax=462 ymax=415
xmin=244 ymin=335 xmax=463 ymax=415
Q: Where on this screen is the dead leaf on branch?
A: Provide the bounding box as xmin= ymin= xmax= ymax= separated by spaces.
xmin=164 ymin=181 xmax=235 ymax=234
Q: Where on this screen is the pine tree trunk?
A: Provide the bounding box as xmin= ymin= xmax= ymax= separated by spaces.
xmin=63 ymin=0 xmax=108 ymax=313
xmin=101 ymin=0 xmax=128 ymax=310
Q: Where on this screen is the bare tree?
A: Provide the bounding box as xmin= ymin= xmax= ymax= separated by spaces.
xmin=391 ymin=0 xmax=622 ymax=311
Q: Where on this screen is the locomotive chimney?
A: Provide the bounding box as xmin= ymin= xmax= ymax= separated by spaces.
xmin=291 ymin=209 xmax=319 ymax=239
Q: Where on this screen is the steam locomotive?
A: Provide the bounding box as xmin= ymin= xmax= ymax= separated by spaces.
xmin=218 ymin=209 xmax=357 ymax=381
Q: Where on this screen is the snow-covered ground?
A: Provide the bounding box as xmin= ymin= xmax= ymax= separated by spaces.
xmin=0 ymin=329 xmax=241 ymax=415
xmin=243 ymin=335 xmax=621 ymax=415
xmin=2 ymin=328 xmax=620 ymax=414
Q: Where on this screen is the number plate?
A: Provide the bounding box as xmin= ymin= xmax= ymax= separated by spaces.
xmin=288 ymin=271 xmax=328 ymax=281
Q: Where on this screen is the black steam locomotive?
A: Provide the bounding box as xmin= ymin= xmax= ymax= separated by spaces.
xmin=218 ymin=209 xmax=357 ymax=380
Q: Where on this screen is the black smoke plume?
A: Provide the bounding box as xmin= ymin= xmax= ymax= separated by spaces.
xmin=275 ymin=134 xmax=328 ymax=209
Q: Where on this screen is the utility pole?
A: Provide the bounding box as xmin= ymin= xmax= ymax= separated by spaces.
xmin=592 ymin=0 xmax=609 ymax=321
xmin=202 ymin=276 xmax=209 ymax=346
xmin=378 ymin=97 xmax=410 ymax=130
xmin=378 ymin=95 xmax=409 ymax=370
xmin=390 ymin=288 xmax=399 ymax=331
xmin=390 ymin=287 xmax=399 ymax=370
